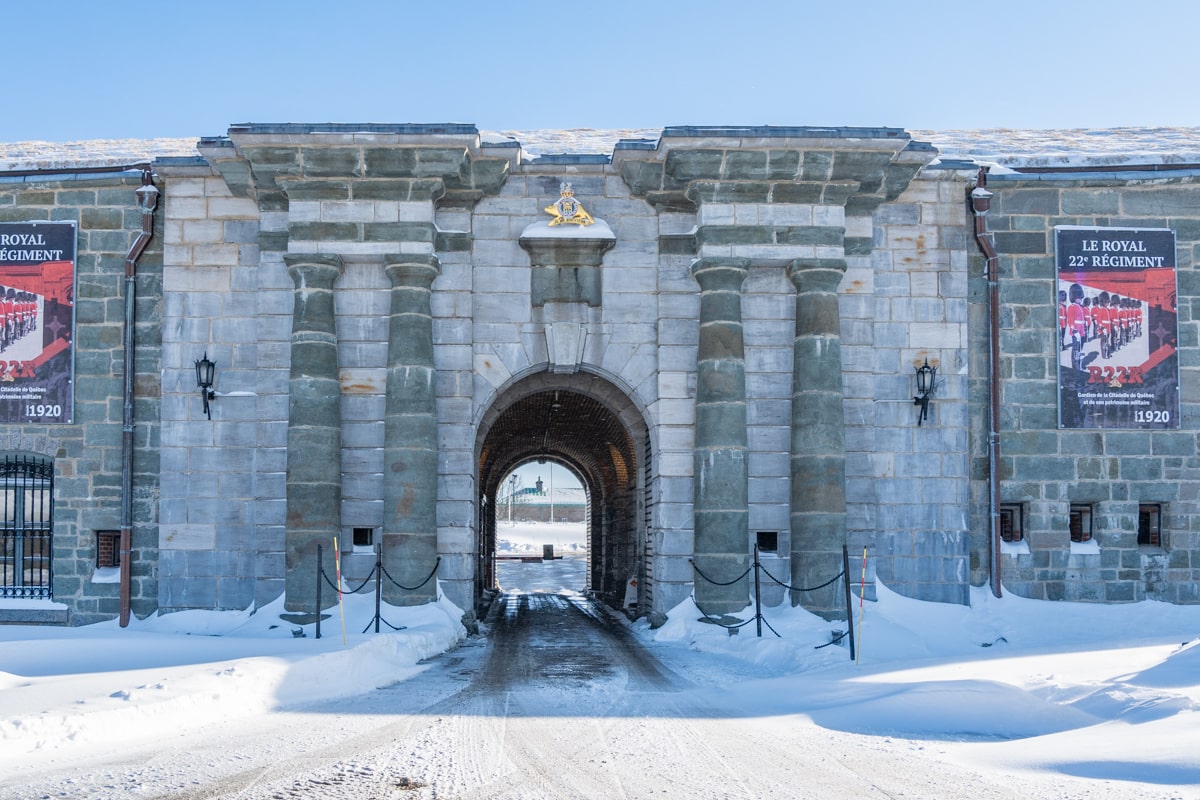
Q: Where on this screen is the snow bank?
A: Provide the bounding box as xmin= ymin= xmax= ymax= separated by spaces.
xmin=643 ymin=581 xmax=1200 ymax=778
xmin=0 ymin=591 xmax=465 ymax=759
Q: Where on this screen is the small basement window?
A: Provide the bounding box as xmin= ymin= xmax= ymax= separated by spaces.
xmin=999 ymin=504 xmax=1023 ymax=543
xmin=756 ymin=531 xmax=778 ymax=553
xmin=1138 ymin=504 xmax=1162 ymax=547
xmin=1069 ymin=504 xmax=1093 ymax=543
xmin=96 ymin=530 xmax=121 ymax=568
xmin=352 ymin=527 xmax=375 ymax=550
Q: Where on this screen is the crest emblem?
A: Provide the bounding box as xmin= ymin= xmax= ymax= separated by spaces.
xmin=545 ymin=183 xmax=595 ymax=227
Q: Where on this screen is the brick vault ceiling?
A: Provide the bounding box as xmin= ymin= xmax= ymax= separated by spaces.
xmin=479 ymin=388 xmax=638 ymax=501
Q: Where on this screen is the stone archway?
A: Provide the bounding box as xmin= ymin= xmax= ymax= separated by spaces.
xmin=475 ymin=371 xmax=649 ymax=611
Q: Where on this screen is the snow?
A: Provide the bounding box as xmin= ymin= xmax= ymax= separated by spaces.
xmin=647 ymin=584 xmax=1200 ymax=794
xmin=911 ymin=127 xmax=1200 ymax=170
xmin=519 ymin=219 xmax=616 ymax=240
xmin=5 ymin=127 xmax=1200 ymax=172
xmin=3 ymin=527 xmax=1199 ymax=799
xmin=0 ymin=592 xmax=467 ymax=766
xmin=0 ymin=138 xmax=201 ymax=172
xmin=495 ymin=519 xmax=587 ymax=555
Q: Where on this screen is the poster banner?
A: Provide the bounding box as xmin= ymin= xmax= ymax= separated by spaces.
xmin=1056 ymin=226 xmax=1178 ymax=429
xmin=0 ymin=222 xmax=76 ymax=424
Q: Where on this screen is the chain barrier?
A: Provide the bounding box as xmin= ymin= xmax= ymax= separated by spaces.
xmin=689 ymin=543 xmax=858 ymax=660
xmin=381 ymin=561 xmax=440 ymax=592
xmin=689 ymin=562 xmax=753 ymax=588
xmin=691 ymin=596 xmax=759 ymax=630
xmin=758 ymin=562 xmax=844 ymax=594
xmin=315 ymin=542 xmax=441 ymax=639
xmin=320 ymin=566 xmax=375 ymax=595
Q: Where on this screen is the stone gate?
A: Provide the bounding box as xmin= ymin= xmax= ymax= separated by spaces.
xmin=150 ymin=123 xmax=933 ymax=620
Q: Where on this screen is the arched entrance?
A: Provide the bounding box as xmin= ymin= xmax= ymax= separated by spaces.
xmin=475 ymin=371 xmax=649 ymax=611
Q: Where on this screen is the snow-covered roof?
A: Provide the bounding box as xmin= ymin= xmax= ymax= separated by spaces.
xmin=3 ymin=127 xmax=1200 ymax=173
xmin=0 ymin=138 xmax=202 ymax=173
xmin=912 ymin=127 xmax=1200 ymax=170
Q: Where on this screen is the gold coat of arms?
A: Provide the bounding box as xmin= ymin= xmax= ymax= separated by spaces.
xmin=544 ymin=183 xmax=595 ymax=227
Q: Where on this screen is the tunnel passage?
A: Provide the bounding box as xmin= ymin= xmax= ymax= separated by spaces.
xmin=476 ymin=371 xmax=649 ymax=612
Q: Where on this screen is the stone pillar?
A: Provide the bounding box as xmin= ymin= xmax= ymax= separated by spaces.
xmin=283 ymin=254 xmax=343 ymax=613
xmin=691 ymin=257 xmax=751 ymax=615
xmin=382 ymin=255 xmax=441 ymax=605
xmin=788 ymin=258 xmax=848 ymax=617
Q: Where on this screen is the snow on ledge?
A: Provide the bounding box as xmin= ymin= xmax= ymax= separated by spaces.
xmin=519 ymin=219 xmax=615 ymax=240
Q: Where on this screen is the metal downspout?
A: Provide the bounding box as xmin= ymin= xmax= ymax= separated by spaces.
xmin=119 ymin=168 xmax=159 ymax=627
xmin=970 ymin=168 xmax=1002 ymax=598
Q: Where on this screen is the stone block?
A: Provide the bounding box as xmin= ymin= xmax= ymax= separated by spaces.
xmin=1122 ymin=188 xmax=1200 ymax=217
xmin=208 ymin=196 xmax=259 ymax=219
xmin=1061 ymin=189 xmax=1120 ymax=215
xmin=665 ymin=149 xmax=723 ymax=181
xmin=994 ymin=231 xmax=1047 ymax=255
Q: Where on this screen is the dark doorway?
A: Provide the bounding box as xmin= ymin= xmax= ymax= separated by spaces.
xmin=475 ymin=371 xmax=650 ymax=612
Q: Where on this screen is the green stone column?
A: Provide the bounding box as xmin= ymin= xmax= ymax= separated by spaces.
xmin=691 ymin=257 xmax=751 ymax=616
xmin=787 ymin=258 xmax=848 ymax=617
xmin=382 ymin=255 xmax=441 ymax=605
xmin=283 ymin=254 xmax=344 ymax=613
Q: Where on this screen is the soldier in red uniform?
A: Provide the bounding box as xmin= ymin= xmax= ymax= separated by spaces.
xmin=1066 ymin=283 xmax=1087 ymax=370
xmin=0 ymin=288 xmax=13 ymax=352
xmin=1058 ymin=289 xmax=1068 ymax=351
xmin=1096 ymin=291 xmax=1112 ymax=359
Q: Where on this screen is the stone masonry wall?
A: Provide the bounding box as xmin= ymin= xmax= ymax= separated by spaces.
xmin=0 ymin=170 xmax=162 ymax=625
xmin=980 ymin=171 xmax=1200 ymax=603
xmin=845 ymin=167 xmax=975 ymax=604
xmin=157 ymin=158 xmax=272 ymax=613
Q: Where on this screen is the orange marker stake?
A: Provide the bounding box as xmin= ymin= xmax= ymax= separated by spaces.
xmin=333 ymin=536 xmax=347 ymax=646
xmin=856 ymin=546 xmax=867 ymax=665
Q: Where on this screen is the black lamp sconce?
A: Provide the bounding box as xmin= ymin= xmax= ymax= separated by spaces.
xmin=195 ymin=352 xmax=216 ymax=420
xmin=913 ymin=357 xmax=937 ymax=426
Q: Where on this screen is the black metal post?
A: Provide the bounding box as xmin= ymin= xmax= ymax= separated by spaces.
xmin=374 ymin=544 xmax=382 ymax=634
xmin=842 ymin=544 xmax=855 ymax=661
xmin=315 ymin=543 xmax=323 ymax=640
xmin=753 ymin=543 xmax=762 ymax=638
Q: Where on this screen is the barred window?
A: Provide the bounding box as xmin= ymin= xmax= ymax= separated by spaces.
xmin=999 ymin=504 xmax=1023 ymax=543
xmin=1 ymin=454 xmax=54 ymax=599
xmin=1069 ymin=504 xmax=1092 ymax=543
xmin=1138 ymin=504 xmax=1162 ymax=547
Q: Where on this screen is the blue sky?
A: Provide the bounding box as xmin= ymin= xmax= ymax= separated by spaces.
xmin=6 ymin=0 xmax=1199 ymax=142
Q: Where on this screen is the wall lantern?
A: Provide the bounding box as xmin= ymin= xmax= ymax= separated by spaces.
xmin=195 ymin=352 xmax=216 ymax=420
xmin=913 ymin=357 xmax=936 ymax=426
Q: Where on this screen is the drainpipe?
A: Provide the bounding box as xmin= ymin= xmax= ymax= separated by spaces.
xmin=970 ymin=168 xmax=1002 ymax=598
xmin=119 ymin=168 xmax=159 ymax=627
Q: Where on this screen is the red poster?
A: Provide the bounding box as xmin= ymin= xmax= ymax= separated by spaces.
xmin=1056 ymin=226 xmax=1178 ymax=429
xmin=0 ymin=222 xmax=75 ymax=424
